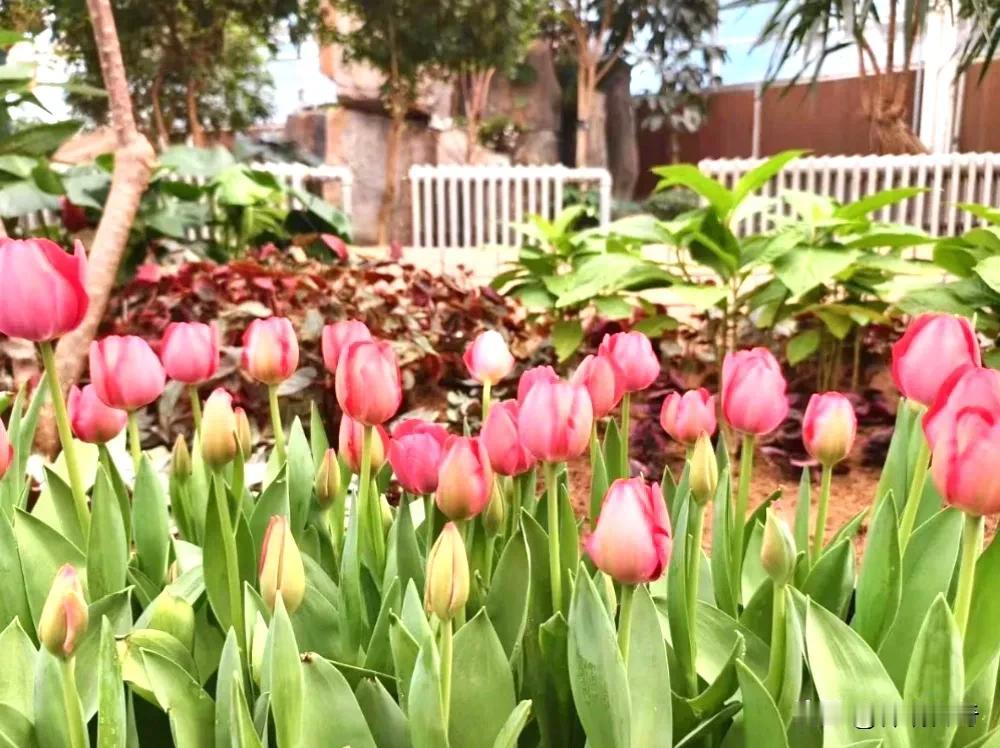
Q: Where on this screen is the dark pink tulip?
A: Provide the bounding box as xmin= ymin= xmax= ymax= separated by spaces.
xmin=321 ymin=320 xmax=372 ymax=375
xmin=571 ymin=354 xmax=622 ymax=419
xmin=584 ymin=477 xmax=672 ymax=583
xmin=436 ymin=436 xmax=493 ymax=520
xmin=516 ymin=365 xmax=559 ymax=405
xmin=481 ymin=399 xmax=535 ymax=476
xmin=721 ymin=348 xmax=788 ymax=436
xmin=923 ymin=365 xmax=1000 ymax=450
xmin=463 ymin=330 xmax=515 ymax=385
xmin=89 ymin=335 xmax=166 ymax=411
xmin=160 ymin=321 xmax=219 ymax=384
xmin=241 ymin=317 xmax=299 ymax=385
xmin=931 ymin=406 xmax=1000 ymax=516
xmin=802 ymin=392 xmax=856 ymax=466
xmin=0 ymin=238 xmax=88 ymax=341
xmin=69 ymin=384 xmax=127 ymax=444
xmin=597 ymin=331 xmax=660 ymax=393
xmin=518 ymin=379 xmax=593 ymax=462
xmin=892 ymin=313 xmax=980 ymax=407
xmin=336 ymin=339 xmax=402 ymax=426
xmin=659 ymin=389 xmax=717 ymax=445
xmin=338 ymin=414 xmax=388 ymax=473
xmin=0 ymin=418 xmax=12 ymax=480
xmin=388 ymin=419 xmax=450 ymax=495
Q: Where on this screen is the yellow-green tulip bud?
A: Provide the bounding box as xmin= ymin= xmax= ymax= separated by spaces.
xmin=690 ymin=433 xmax=718 ymax=506
xmin=761 ymin=507 xmax=796 ymax=586
xmin=172 ymin=434 xmax=191 ymax=480
xmin=147 ymin=592 xmax=196 ymax=652
xmin=250 ymin=613 xmax=268 ymax=687
xmin=259 ymin=515 xmax=306 ymax=614
xmin=235 ymin=407 xmax=252 ymax=459
xmin=483 ymin=479 xmax=506 ymax=536
xmin=314 ymin=448 xmax=341 ymax=509
xmin=201 ymin=389 xmax=238 ymax=469
xmin=38 ymin=564 xmax=88 ymax=658
xmin=424 ymin=522 xmax=469 ymax=621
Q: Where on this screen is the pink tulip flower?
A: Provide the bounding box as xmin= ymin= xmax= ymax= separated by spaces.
xmin=160 ymin=321 xmax=219 ymax=384
xmin=931 ymin=406 xmax=1000 ymax=516
xmin=69 ymin=384 xmax=127 ymax=444
xmin=89 ymin=335 xmax=166 ymax=411
xmin=518 ymin=379 xmax=594 ymax=462
xmin=481 ymin=399 xmax=535 ymax=476
xmin=802 ymin=392 xmax=857 ymax=466
xmin=892 ymin=313 xmax=980 ymax=407
xmin=598 ymin=331 xmax=660 ymax=393
xmin=571 ymin=354 xmax=623 ymax=419
xmin=721 ymin=347 xmax=789 ymax=435
xmin=923 ymin=365 xmax=1000 ymax=449
xmin=336 ymin=339 xmax=402 ymax=426
xmin=0 ymin=238 xmax=88 ymax=341
xmin=463 ymin=330 xmax=515 ymax=385
xmin=241 ymin=317 xmax=299 ymax=385
xmin=660 ymin=389 xmax=717 ymax=445
xmin=388 ymin=419 xmax=450 ymax=495
xmin=435 ymin=436 xmax=493 ymax=520
xmin=321 ymin=320 xmax=372 ymax=375
xmin=338 ymin=414 xmax=388 ymax=473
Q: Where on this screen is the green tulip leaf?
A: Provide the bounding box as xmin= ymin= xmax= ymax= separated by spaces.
xmin=88 ymin=467 xmax=128 ymax=602
xmin=300 ymin=654 xmax=376 ymax=748
xmin=407 ymin=635 xmax=449 ymax=748
xmin=133 ymin=456 xmax=171 ymax=587
xmin=98 ymin=617 xmax=127 ymax=748
xmin=736 ymin=659 xmax=789 ymax=747
xmin=355 ymin=677 xmax=410 ymax=748
xmin=628 ymin=585 xmax=672 ymax=744
xmin=485 ymin=529 xmax=531 ymax=663
xmin=852 ymin=496 xmax=901 ymax=649
xmin=263 ymin=596 xmax=303 ymax=748
xmin=140 ymin=648 xmax=215 ymax=748
xmin=491 ymin=701 xmax=533 ymax=748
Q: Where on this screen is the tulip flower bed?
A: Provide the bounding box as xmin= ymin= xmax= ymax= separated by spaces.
xmin=3 ymin=236 xmax=1000 ymax=748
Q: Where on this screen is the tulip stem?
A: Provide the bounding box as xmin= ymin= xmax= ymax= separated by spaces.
xmin=127 ymin=411 xmax=142 ymax=476
xmin=188 ymin=386 xmax=202 ymax=431
xmin=212 ymin=471 xmax=246 ymax=655
xmin=440 ymin=616 xmax=454 ymax=726
xmin=617 ymin=584 xmax=635 ymax=662
xmin=424 ymin=494 xmax=436 ymax=552
xmin=481 ymin=381 xmax=492 ymax=421
xmin=765 ymin=582 xmax=787 ymax=697
xmin=544 ymin=462 xmax=563 ymax=614
xmin=620 ymin=392 xmax=631 ymax=476
xmin=898 ymin=432 xmax=930 ymax=552
xmin=812 ymin=464 xmax=833 ymax=562
xmin=359 ymin=425 xmax=385 ymax=572
xmin=954 ymin=513 xmax=984 ymax=638
xmin=510 ymin=478 xmax=522 ymax=535
xmin=733 ymin=434 xmax=755 ymax=589
xmin=39 ymin=342 xmax=89 ymax=536
xmin=267 ymin=385 xmax=286 ymax=463
xmin=59 ymin=657 xmax=87 ymax=748
xmin=687 ymin=502 xmax=705 ymax=695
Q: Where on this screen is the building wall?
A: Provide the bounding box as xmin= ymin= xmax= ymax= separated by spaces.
xmin=958 ymin=62 xmax=1000 ymax=152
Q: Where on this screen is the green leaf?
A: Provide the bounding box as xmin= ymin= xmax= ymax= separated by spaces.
xmin=309 ymin=402 xmax=330 ymax=468
xmin=628 ymin=586 xmax=671 ymax=744
xmin=265 ymin=596 xmax=303 ymax=748
xmin=408 ymin=636 xmax=449 ymax=748
xmin=159 ymin=145 xmax=235 ymax=178
xmin=567 ymin=571 xmax=630 ymax=748
xmin=0 ymin=120 xmax=81 ymax=157
xmin=355 ymin=678 xmax=410 ymax=748
xmin=903 ymin=596 xmax=962 ymax=748
xmin=733 ymin=151 xmax=806 ymax=208
xmin=963 ymin=531 xmax=1000 ymax=687
xmin=0 ymin=703 xmax=36 ymax=748
xmin=485 ymin=530 xmax=531 ymax=663
xmin=202 ymin=482 xmax=242 ymax=637
xmin=133 ymin=456 xmax=170 ymax=587
xmin=786 ymin=329 xmax=821 ymax=365
xmin=736 ymin=660 xmax=789 ymax=747
xmin=802 ymin=539 xmax=854 ymax=619
xmin=710 ymin=472 xmax=737 ymax=618
xmin=973 ymin=256 xmax=1000 ymax=295
xmin=667 ymin=498 xmax=696 ymax=693
xmin=794 ymin=468 xmax=811 ymax=558
xmin=449 ymin=611 xmax=517 ymax=748
xmin=837 ymin=187 xmax=925 ymax=219
xmin=286 ymin=418 xmax=315 ymax=536
xmin=851 ymin=497 xmax=901 ymax=650
xmin=13 ymin=508 xmax=85 ymax=630
xmin=34 ymin=650 xmax=87 ymax=748
xmin=0 ymin=619 xmax=36 ymax=719
xmin=301 ymin=656 xmax=376 ymax=748
xmin=98 ymin=617 xmax=127 ymax=748
xmin=551 ymin=319 xmax=584 ymax=362
xmin=490 ymin=701 xmax=532 ymax=748
xmin=229 ymin=679 xmax=264 ymax=748
xmin=141 ymin=648 xmax=215 ymax=748
xmin=774 ymin=587 xmax=805 ymax=725
xmin=88 ymin=468 xmax=128 ymax=601
xmin=652 ymin=164 xmax=734 ymax=215
xmin=75 ymin=590 xmax=132 ymax=719
xmin=41 ymin=468 xmax=84 ymax=548
xmin=774 ymin=248 xmax=860 ymax=297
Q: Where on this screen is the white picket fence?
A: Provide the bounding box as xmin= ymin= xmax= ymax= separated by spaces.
xmin=698 ymin=152 xmax=1000 ymax=237
xmin=408 ymin=164 xmax=613 ymax=249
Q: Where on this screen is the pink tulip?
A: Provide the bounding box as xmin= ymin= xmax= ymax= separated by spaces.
xmin=802 ymin=392 xmax=857 ymax=466
xmin=0 ymin=238 xmax=88 ymax=341
xmin=436 ymin=436 xmax=493 ymax=520
xmin=388 ymin=419 xmax=450 ymax=495
xmin=892 ymin=313 xmax=981 ymax=407
xmin=336 ymin=339 xmax=402 ymax=425
xmin=931 ymin=406 xmax=1000 ymax=515
xmin=481 ymin=399 xmax=535 ymax=476
xmin=68 ymin=385 xmax=127 ymax=444
xmin=160 ymin=321 xmax=219 ymax=384
xmin=0 ymin=419 xmax=13 ymax=480
xmin=89 ymin=336 xmax=166 ymax=411
xmin=516 ymin=365 xmax=559 ymax=405
xmin=321 ymin=320 xmax=372 ymax=375
xmin=923 ymin=365 xmax=1000 ymax=450
xmin=463 ymin=330 xmax=515 ymax=385
xmin=721 ymin=348 xmax=789 ymax=435
xmin=597 ymin=331 xmax=660 ymax=393
xmin=338 ymin=415 xmax=388 ymax=473
xmin=518 ymin=379 xmax=594 ymax=462
xmin=659 ymin=389 xmax=717 ymax=445
xmin=571 ymin=354 xmax=622 ymax=419
xmin=584 ymin=477 xmax=672 ymax=583
xmin=241 ymin=318 xmax=299 ymax=385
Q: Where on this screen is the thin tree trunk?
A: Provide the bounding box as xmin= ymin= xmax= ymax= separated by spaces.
xmin=53 ymin=0 xmax=155 ymax=395
xmin=464 ymin=68 xmax=496 ymax=163
xmin=150 ymin=67 xmax=168 ymax=150
xmin=186 ymin=78 xmax=205 ymax=146
xmin=377 ymin=105 xmax=404 ymax=246
xmin=575 ymin=57 xmax=592 ymax=167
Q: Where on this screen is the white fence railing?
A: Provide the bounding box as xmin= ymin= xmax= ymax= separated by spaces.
xmin=409 ymin=165 xmax=612 ymax=249
xmin=698 ymin=152 xmax=1000 ymax=237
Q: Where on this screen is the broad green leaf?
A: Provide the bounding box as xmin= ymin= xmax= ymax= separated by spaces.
xmin=774 ymin=248 xmax=860 ymax=297
xmin=653 ymin=164 xmax=733 ymax=215
xmin=485 ymin=530 xmax=531 ymax=663
xmin=965 ymin=531 xmax=1000 ymax=686
xmin=974 ymin=256 xmax=1000 ymax=295
xmin=903 ymin=596 xmax=962 ymax=748
xmin=491 ymin=701 xmax=532 ymax=748
xmin=355 ymin=678 xmax=410 ymax=748
xmin=736 ymin=660 xmax=789 ymax=747
xmin=732 ymin=151 xmax=806 ymax=207
xmin=40 ymin=468 xmax=84 ymax=548
xmin=301 ymin=656 xmax=376 ymax=748
xmin=202 ymin=482 xmax=242 ymax=637
xmin=98 ymin=618 xmax=127 ymax=748
xmin=214 ymin=629 xmax=242 ymax=748
xmin=88 ymin=467 xmax=128 ymax=601
xmin=551 ymin=319 xmax=583 ymax=361
xmin=75 ymin=590 xmax=132 ymax=719
xmin=710 ymin=472 xmax=737 ymax=618
xmin=264 ymin=597 xmax=303 ymax=748
xmin=802 ymin=538 xmax=854 ymax=619
xmin=141 ymin=649 xmax=215 ymax=748
xmin=0 ymin=619 xmax=35 ymax=719
xmin=286 ymin=418 xmax=315 ymax=535
xmin=628 ymin=586 xmax=671 ymax=745
xmin=794 ymin=468 xmax=811 ymax=559
xmin=667 ymin=498 xmax=696 ymax=694
xmin=852 ymin=497 xmax=901 ymax=649
xmin=449 ymin=611 xmax=516 ymax=748
xmin=34 ymin=650 xmax=87 ymax=748
xmin=0 ymin=120 xmax=81 ymax=156
xmin=133 ymin=457 xmax=170 ymax=586
xmin=567 ymin=572 xmax=630 ymax=748
xmin=787 ymin=329 xmax=821 ymax=365
xmin=13 ymin=508 xmax=85 ymax=630
xmin=838 ymin=187 xmax=925 ymax=219
xmin=408 ymin=636 xmax=449 ymax=748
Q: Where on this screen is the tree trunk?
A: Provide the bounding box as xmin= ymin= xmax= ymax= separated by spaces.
xmin=575 ymin=59 xmax=592 ymax=166
xmin=377 ymin=107 xmax=405 ymax=246
xmin=53 ymin=0 xmax=155 ymax=395
xmin=186 ymin=79 xmax=206 ymax=146
xmin=150 ymin=68 xmax=168 ymax=150
xmin=464 ymin=69 xmax=496 ymax=163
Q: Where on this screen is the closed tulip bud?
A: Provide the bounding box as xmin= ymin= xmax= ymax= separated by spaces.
xmin=516 ymin=365 xmax=559 ymax=405
xmin=338 ymin=415 xmax=388 ymax=473
xmin=436 ymin=436 xmax=493 ymax=520
xmin=598 ymin=331 xmax=661 ymax=393
xmin=0 ymin=238 xmax=88 ymax=341
xmin=68 ymin=384 xmax=127 ymax=444
xmin=570 ymin=354 xmax=623 ymax=418
xmin=250 ymin=613 xmax=268 ymax=687
xmin=464 ymin=330 xmax=515 ymax=385
xmin=314 ymin=448 xmax=341 ymax=509
xmin=518 ymin=379 xmax=594 ymax=463
xmin=584 ymin=477 xmax=672 ymax=584
xmin=803 ymin=392 xmax=857 ymax=466
xmin=481 ymin=400 xmax=535 ymax=476
xmin=761 ymin=508 xmax=796 ymax=586
xmin=597 ymin=572 xmax=617 ymax=616
xmin=234 ymin=407 xmax=252 ymax=458
xmin=424 ymin=522 xmax=470 ymax=620
xmin=380 ymin=495 xmax=394 ymax=534
xmin=931 ymin=406 xmax=1000 ymax=515
xmin=38 ymin=564 xmax=88 ymax=658
xmin=892 ymin=313 xmax=981 ymax=407
xmin=690 ymin=433 xmax=718 ymax=506
xmin=0 ymin=419 xmax=13 ymax=481
xmin=172 ymin=434 xmax=191 ymax=480
xmin=159 ymin=321 xmax=219 ymax=384
xmin=321 ymin=319 xmax=372 ymax=375
xmin=660 ymin=389 xmax=717 ymax=445
xmin=147 ymin=592 xmax=196 ymax=652
xmin=90 ymin=335 xmax=166 ymax=411
xmin=242 ymin=317 xmax=299 ymax=385
xmin=923 ymin=365 xmax=1000 ymax=450
xmin=201 ymin=389 xmax=238 ymax=469
xmin=336 ymin=339 xmax=402 ymax=425
xmin=721 ymin=348 xmax=789 ymax=435
xmin=388 ymin=419 xmax=450 ymax=495
xmin=483 ymin=479 xmax=506 ymax=536
xmin=259 ymin=515 xmax=306 ymax=614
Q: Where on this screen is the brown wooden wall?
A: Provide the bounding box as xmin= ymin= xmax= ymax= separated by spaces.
xmin=958 ymin=62 xmax=1000 ymax=152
